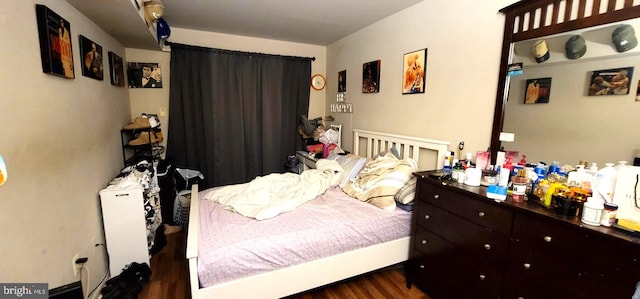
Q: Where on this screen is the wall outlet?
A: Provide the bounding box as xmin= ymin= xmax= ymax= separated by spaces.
xmin=72 ymin=253 xmax=80 ymax=276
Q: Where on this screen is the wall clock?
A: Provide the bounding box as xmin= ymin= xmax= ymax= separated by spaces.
xmin=311 ymin=74 xmax=326 ymax=91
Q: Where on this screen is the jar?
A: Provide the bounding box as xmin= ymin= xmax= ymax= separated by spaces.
xmin=600 ymin=203 xmax=618 ymax=227
xmin=481 ymin=169 xmax=499 ymax=186
xmin=581 ymin=197 xmax=604 ymax=226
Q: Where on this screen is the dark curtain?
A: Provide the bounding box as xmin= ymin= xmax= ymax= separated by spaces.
xmin=166 ymin=43 xmax=312 ymax=188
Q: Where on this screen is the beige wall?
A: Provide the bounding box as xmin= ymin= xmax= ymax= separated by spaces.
xmin=125 ymin=48 xmax=171 ymax=150
xmin=327 ymin=0 xmax=517 ymax=163
xmin=0 ymin=0 xmax=130 ymax=291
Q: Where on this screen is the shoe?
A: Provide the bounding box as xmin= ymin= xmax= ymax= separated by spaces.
xmin=128 ymin=131 xmax=162 ymax=146
xmin=123 ymin=117 xmax=151 ymax=130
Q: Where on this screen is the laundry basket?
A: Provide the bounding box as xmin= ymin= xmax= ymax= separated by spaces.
xmin=173 ymin=190 xmax=192 ymax=228
xmin=174 ymin=168 xmax=204 ymax=191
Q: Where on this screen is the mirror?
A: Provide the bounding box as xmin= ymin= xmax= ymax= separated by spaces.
xmin=491 ymin=0 xmax=640 ymax=167
xmin=503 ymin=19 xmax=640 ymax=166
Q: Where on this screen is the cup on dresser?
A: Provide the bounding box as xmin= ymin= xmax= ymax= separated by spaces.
xmin=464 ymin=168 xmax=482 ymax=186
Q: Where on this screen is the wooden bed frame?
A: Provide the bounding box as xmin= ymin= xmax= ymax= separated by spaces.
xmin=186 ymin=130 xmax=450 ymax=299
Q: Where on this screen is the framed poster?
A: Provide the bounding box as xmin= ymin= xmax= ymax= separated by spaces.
xmin=588 ymin=67 xmax=634 ymax=96
xmin=35 ymin=4 xmax=74 ymax=78
xmin=524 ymin=77 xmax=552 ymax=104
xmin=362 ymin=60 xmax=381 ymax=93
xmin=338 ymin=70 xmax=346 ymax=92
xmin=402 ymin=48 xmax=427 ymax=94
xmin=108 ymin=52 xmax=125 ymax=87
xmin=79 ymin=35 xmax=104 ymax=80
xmin=127 ymin=62 xmax=162 ymax=88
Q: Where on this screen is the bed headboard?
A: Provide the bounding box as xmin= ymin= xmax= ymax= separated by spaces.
xmin=352 ymin=129 xmax=450 ymax=171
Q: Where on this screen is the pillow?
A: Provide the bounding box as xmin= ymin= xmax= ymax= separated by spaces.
xmin=342 ymin=152 xmax=417 ymax=210
xmin=373 ymin=145 xmax=401 ymax=160
xmin=394 ymin=177 xmax=417 ymax=204
xmin=333 ymin=154 xmax=367 ymax=187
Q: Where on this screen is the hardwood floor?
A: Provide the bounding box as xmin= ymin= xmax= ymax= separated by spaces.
xmin=138 ymin=229 xmax=431 ymax=299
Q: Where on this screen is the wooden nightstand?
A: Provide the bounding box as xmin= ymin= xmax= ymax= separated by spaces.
xmin=296 ymin=151 xmax=318 ymax=172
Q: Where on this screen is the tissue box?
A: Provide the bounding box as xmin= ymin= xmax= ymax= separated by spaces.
xmin=487 ymin=185 xmax=507 ymax=201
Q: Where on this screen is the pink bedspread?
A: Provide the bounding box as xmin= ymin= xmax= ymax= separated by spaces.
xmin=197 ymin=186 xmax=412 ymax=288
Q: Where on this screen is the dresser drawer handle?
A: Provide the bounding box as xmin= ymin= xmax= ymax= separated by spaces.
xmin=421 ymin=239 xmax=427 ymax=244
xmin=543 ymin=236 xmax=552 ymax=242
xmin=424 ymin=215 xmax=430 ymax=220
xmin=433 ymin=194 xmax=439 ymax=199
xmin=523 ymin=263 xmax=531 ymax=269
xmin=518 ymin=297 xmax=524 ymax=299
xmin=478 ymin=212 xmax=485 ymax=217
xmin=419 ymin=265 xmax=425 ymax=269
xmin=484 ymin=244 xmax=491 ymax=250
xmin=479 ymin=274 xmax=486 ymax=280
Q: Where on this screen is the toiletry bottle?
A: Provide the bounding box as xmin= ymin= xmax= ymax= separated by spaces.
xmin=511 ymin=169 xmax=529 ymax=203
xmin=518 ymin=154 xmax=527 ymax=166
xmin=443 ymin=156 xmax=452 ymax=175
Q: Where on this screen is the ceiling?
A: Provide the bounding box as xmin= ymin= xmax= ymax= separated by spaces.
xmin=66 ymin=0 xmax=423 ymax=50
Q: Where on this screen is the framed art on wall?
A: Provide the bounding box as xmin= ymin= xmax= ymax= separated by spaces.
xmin=338 ymin=70 xmax=346 ymax=92
xmin=35 ymin=4 xmax=74 ymax=79
xmin=524 ymin=77 xmax=552 ymax=104
xmin=362 ymin=60 xmax=381 ymax=93
xmin=588 ymin=67 xmax=634 ymax=96
xmin=108 ymin=52 xmax=125 ymax=87
xmin=127 ymin=62 xmax=162 ymax=88
xmin=402 ymin=48 xmax=427 ymax=94
xmin=79 ymin=35 xmax=104 ymax=80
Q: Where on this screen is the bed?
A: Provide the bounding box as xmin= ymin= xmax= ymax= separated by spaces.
xmin=186 ymin=129 xmax=450 ymax=299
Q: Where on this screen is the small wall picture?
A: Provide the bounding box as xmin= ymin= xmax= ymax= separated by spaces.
xmin=362 ymin=60 xmax=381 ymax=93
xmin=108 ymin=52 xmax=125 ymax=87
xmin=524 ymin=77 xmax=552 ymax=104
xmin=35 ymin=5 xmax=74 ymax=79
xmin=79 ymin=35 xmax=104 ymax=80
xmin=127 ymin=62 xmax=162 ymax=88
xmin=402 ymin=48 xmax=427 ymax=94
xmin=588 ymin=67 xmax=634 ymax=96
xmin=338 ymin=70 xmax=346 ymax=92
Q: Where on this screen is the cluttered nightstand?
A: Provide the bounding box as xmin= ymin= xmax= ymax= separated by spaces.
xmin=296 ymin=151 xmax=318 ymax=172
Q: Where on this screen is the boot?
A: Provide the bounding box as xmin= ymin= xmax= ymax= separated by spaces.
xmin=123 ymin=116 xmax=151 ymax=130
xmin=128 ymin=131 xmax=162 ymax=146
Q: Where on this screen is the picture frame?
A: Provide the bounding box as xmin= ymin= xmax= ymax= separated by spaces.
xmin=524 ymin=77 xmax=552 ymax=104
xmin=127 ymin=62 xmax=162 ymax=88
xmin=362 ymin=60 xmax=381 ymax=93
xmin=338 ymin=70 xmax=346 ymax=92
xmin=79 ymin=35 xmax=104 ymax=80
xmin=108 ymin=52 xmax=125 ymax=87
xmin=35 ymin=4 xmax=75 ymax=79
xmin=402 ymin=48 xmax=427 ymax=94
xmin=588 ymin=67 xmax=634 ymax=96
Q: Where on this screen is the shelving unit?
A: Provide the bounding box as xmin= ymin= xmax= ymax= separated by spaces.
xmin=120 ymin=129 xmax=164 ymax=166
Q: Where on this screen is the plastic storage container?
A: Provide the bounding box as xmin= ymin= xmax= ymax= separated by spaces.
xmin=581 ymin=197 xmax=604 ymax=226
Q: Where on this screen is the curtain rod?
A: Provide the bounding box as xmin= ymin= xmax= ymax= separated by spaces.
xmin=164 ymin=41 xmax=315 ymax=61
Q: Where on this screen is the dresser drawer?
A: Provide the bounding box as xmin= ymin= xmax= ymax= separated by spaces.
xmin=415 ymin=201 xmax=509 ymax=264
xmin=512 ymin=213 xmax=640 ymax=270
xmin=417 ymin=180 xmax=513 ymax=236
xmin=410 ymin=230 xmax=503 ymax=299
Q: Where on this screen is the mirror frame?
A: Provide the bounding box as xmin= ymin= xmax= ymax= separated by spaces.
xmin=490 ymin=0 xmax=640 ymax=164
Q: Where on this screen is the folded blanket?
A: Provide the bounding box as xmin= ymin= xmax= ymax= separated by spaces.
xmin=204 ymin=159 xmax=343 ymax=220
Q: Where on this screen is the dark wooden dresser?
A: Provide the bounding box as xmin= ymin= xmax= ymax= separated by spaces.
xmin=406 ymin=171 xmax=640 ymax=299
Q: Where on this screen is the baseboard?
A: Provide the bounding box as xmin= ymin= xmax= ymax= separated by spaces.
xmin=49 ymin=281 xmax=83 ymax=299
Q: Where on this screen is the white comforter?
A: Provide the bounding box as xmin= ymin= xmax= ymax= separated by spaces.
xmin=203 ymin=159 xmax=343 ymax=220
